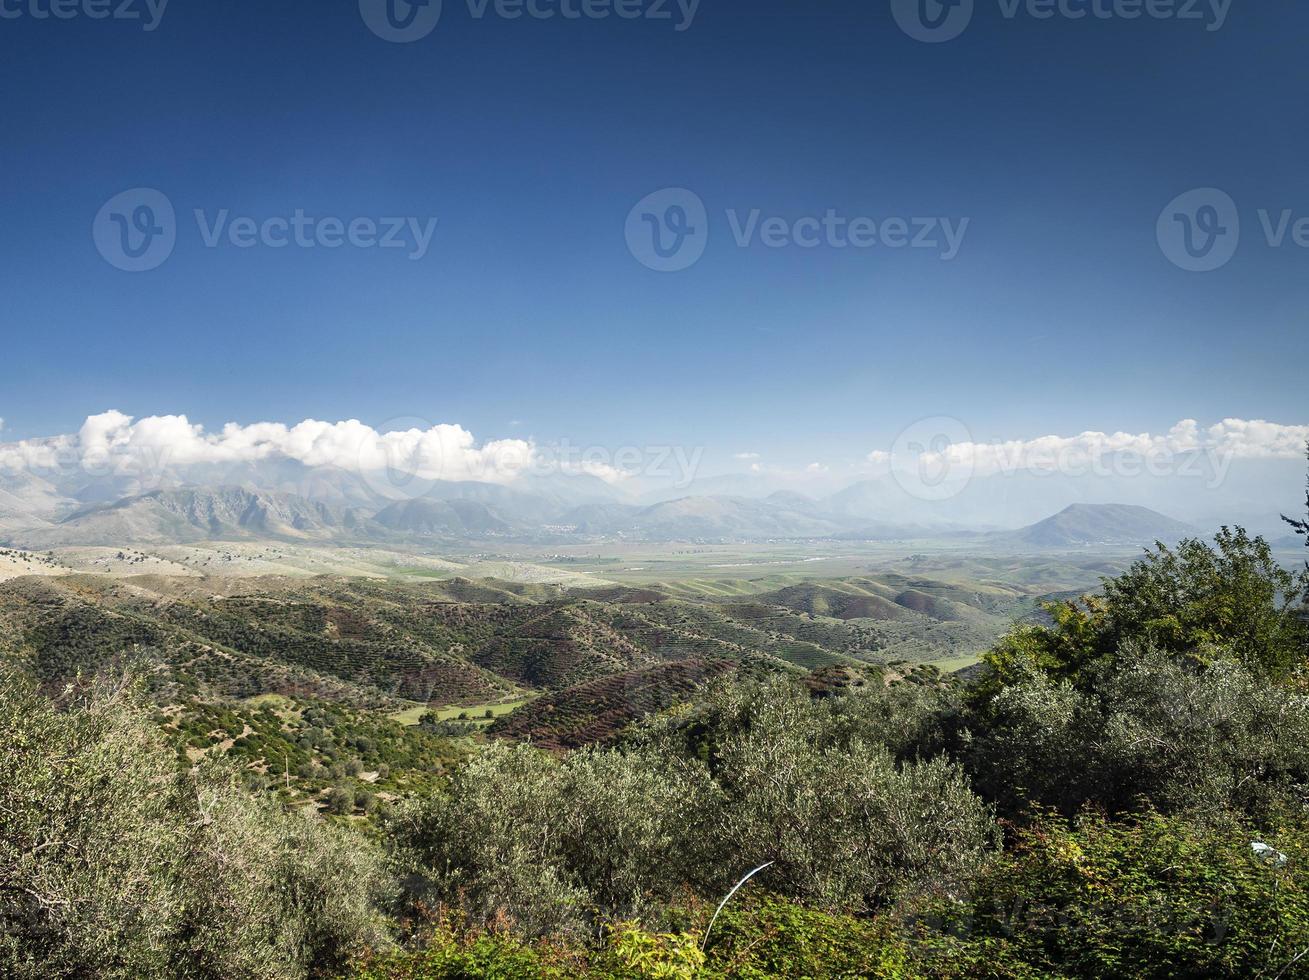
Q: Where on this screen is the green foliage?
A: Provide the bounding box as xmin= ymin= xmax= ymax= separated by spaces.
xmin=701 ymin=681 xmax=996 ymax=911
xmin=981 ymin=527 xmax=1309 ymax=693
xmin=0 ymin=669 xmax=391 ymax=979
xmin=10 ymin=525 xmax=1309 ymax=976
xmin=606 ymin=924 xmax=705 ymax=978
xmin=394 ymin=680 xmax=995 ymax=937
xmin=1286 ymin=443 xmax=1309 ymax=553
xmin=359 ymin=810 xmax=1309 ymax=980
xmin=351 ymin=905 xmax=907 ymax=979
xmin=391 ymin=741 xmax=720 ymax=936
xmin=634 ymin=672 xmax=957 ymax=772
xmin=702 ymin=897 xmax=909 ymax=978
xmin=162 ymin=695 xmax=468 ymax=820
xmin=908 ymin=809 xmax=1309 ymax=979
xmin=353 ymin=926 xmax=571 ymax=979
xmin=966 ymin=647 xmax=1309 ymax=820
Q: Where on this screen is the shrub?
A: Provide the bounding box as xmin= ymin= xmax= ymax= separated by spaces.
xmin=391 ymin=741 xmax=719 ymax=936
xmin=708 ymin=682 xmax=997 ymax=912
xmin=0 ymin=669 xmax=391 ymax=979
xmin=395 ymin=681 xmax=996 ymax=935
xmin=965 ymin=647 xmax=1309 ymax=820
xmin=907 ymin=809 xmax=1309 ymax=979
xmin=980 ymin=528 xmax=1309 ymax=695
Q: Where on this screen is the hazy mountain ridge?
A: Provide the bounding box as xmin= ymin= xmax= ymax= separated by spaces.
xmin=0 ymin=461 xmax=1212 ymax=552
xmin=1001 ymin=503 xmax=1196 ymax=549
xmin=12 ymin=486 xmax=361 ymax=547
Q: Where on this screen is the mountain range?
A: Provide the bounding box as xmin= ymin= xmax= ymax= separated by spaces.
xmin=0 ymin=464 xmax=1205 ymax=553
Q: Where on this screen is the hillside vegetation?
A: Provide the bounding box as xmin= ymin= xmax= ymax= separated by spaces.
xmin=2 ymin=488 xmax=1308 ymax=978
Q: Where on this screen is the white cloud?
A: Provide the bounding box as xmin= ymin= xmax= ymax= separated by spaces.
xmin=866 ymin=450 xmax=891 ymax=466
xmin=558 ymin=459 xmax=632 ymax=485
xmin=0 ymin=410 xmax=535 ymax=485
xmin=883 ymin=418 xmax=1309 ymax=478
xmin=734 ymin=452 xmax=761 ymax=460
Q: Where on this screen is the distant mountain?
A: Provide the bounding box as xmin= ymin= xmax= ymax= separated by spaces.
xmin=623 ymin=495 xmax=848 ymax=540
xmin=1006 ymin=504 xmax=1195 ymax=549
xmin=556 ymin=502 xmax=643 ymax=534
xmin=372 ymin=498 xmax=511 ymax=537
xmin=0 ymin=472 xmax=1217 ymax=553
xmin=12 ymin=486 xmax=360 ymax=547
xmin=0 ymin=469 xmax=71 ymax=520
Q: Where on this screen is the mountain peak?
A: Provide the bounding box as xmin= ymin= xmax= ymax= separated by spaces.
xmin=1014 ymin=503 xmax=1195 ymax=549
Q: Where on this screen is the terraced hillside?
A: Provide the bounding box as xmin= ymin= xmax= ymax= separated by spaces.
xmin=0 ymin=565 xmax=1076 ymax=752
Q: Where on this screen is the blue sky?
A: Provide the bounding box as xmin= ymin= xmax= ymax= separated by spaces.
xmin=1 ymin=0 xmax=1305 ymax=475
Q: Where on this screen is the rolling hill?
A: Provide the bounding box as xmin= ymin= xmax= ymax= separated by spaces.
xmin=0 ymin=560 xmax=1069 ymax=746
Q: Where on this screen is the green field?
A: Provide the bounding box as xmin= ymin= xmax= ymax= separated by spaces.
xmin=390 ymin=697 xmax=533 ymax=727
xmin=926 ymin=653 xmax=984 ymax=673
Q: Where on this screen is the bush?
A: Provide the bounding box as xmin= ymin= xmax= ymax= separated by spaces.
xmin=351 ymin=905 xmax=907 ymax=979
xmin=965 ymin=647 xmax=1309 ymax=820
xmin=707 ymin=682 xmax=997 ymax=912
xmin=980 ymin=528 xmax=1309 ymax=694
xmin=392 ymin=741 xmax=719 ymax=936
xmin=908 ymin=809 xmax=1309 ymax=979
xmin=0 ymin=669 xmax=391 ymax=979
xmin=394 ymin=681 xmax=996 ymax=935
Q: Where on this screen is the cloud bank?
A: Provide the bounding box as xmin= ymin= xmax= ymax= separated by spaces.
xmin=0 ymin=411 xmax=535 ymax=485
xmin=876 ymin=418 xmax=1309 ymax=478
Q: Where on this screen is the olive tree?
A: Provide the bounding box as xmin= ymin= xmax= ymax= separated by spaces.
xmin=965 ymin=647 xmax=1309 ymax=820
xmin=0 ymin=670 xmax=391 ymax=979
xmin=706 ymin=682 xmax=997 ymax=912
xmin=391 ymin=740 xmax=719 ymax=936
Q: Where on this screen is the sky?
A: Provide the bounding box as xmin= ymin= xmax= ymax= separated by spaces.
xmin=1 ymin=0 xmax=1306 ymax=486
